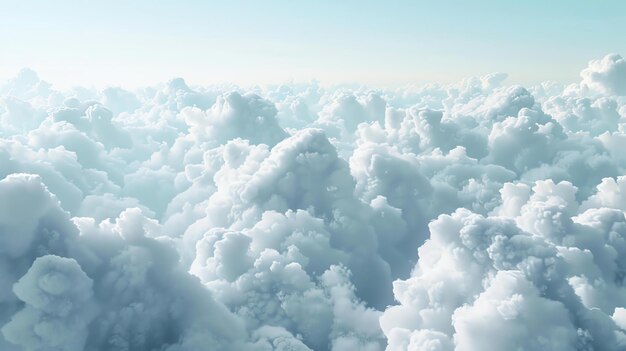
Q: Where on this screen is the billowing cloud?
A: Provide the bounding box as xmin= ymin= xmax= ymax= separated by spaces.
xmin=2 ymin=255 xmax=96 ymax=351
xmin=1 ymin=54 xmax=626 ymax=350
xmin=581 ymin=54 xmax=626 ymax=96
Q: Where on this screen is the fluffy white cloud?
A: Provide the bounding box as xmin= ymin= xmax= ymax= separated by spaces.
xmin=1 ymin=54 xmax=626 ymax=350
xmin=452 ymin=271 xmax=577 ymax=351
xmin=382 ymin=178 xmax=626 ymax=350
xmin=181 ymin=91 xmax=287 ymax=146
xmin=581 ymin=54 xmax=626 ymax=96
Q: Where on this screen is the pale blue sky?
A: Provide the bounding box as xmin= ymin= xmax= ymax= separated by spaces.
xmin=1 ymin=0 xmax=625 ymax=89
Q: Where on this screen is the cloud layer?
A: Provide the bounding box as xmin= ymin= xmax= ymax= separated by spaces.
xmin=1 ymin=54 xmax=626 ymax=350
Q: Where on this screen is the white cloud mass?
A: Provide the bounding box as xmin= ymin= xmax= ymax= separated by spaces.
xmin=1 ymin=54 xmax=626 ymax=350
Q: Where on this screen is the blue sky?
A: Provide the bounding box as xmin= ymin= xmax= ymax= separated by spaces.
xmin=2 ymin=0 xmax=625 ymax=88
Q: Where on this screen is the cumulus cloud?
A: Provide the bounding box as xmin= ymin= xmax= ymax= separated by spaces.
xmin=452 ymin=271 xmax=578 ymax=351
xmin=1 ymin=54 xmax=626 ymax=350
xmin=2 ymin=255 xmax=96 ymax=351
xmin=581 ymin=54 xmax=626 ymax=96
xmin=181 ymin=92 xmax=287 ymax=146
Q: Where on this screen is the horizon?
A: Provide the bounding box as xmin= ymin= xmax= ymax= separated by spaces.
xmin=2 ymin=0 xmax=626 ymax=89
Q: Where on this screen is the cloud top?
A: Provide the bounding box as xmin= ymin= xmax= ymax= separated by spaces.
xmin=1 ymin=53 xmax=626 ymax=350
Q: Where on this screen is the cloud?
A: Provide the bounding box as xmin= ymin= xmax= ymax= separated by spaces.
xmin=1 ymin=54 xmax=626 ymax=350
xmin=581 ymin=54 xmax=626 ymax=96
xmin=452 ymin=271 xmax=578 ymax=351
xmin=1 ymin=255 xmax=96 ymax=351
xmin=102 ymin=87 xmax=141 ymax=116
xmin=181 ymin=91 xmax=287 ymax=147
xmin=0 ymin=174 xmax=247 ymax=350
xmin=381 ymin=178 xmax=626 ymax=350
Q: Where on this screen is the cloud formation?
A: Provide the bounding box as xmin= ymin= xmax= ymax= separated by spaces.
xmin=1 ymin=53 xmax=626 ymax=350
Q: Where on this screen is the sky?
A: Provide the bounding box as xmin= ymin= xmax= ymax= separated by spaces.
xmin=1 ymin=0 xmax=626 ymax=89
xmin=4 ymin=2 xmax=626 ymax=350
